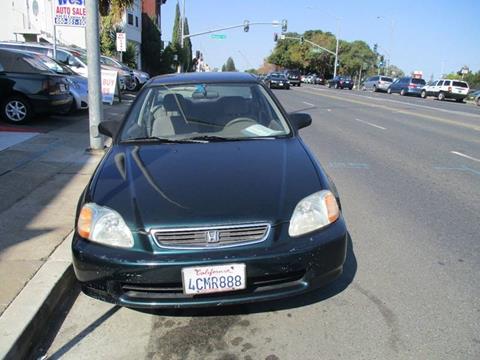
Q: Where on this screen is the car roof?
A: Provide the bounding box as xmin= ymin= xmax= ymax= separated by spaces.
xmin=0 ymin=47 xmax=36 ymax=57
xmin=149 ymin=72 xmax=258 ymax=85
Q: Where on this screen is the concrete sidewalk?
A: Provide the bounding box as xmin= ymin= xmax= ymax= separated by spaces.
xmin=0 ymin=96 xmax=134 ymax=316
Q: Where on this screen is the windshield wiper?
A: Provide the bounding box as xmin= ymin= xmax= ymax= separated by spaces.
xmin=181 ymin=135 xmax=240 ymax=142
xmin=121 ymin=136 xmax=207 ymax=144
xmin=183 ymin=135 xmax=278 ymax=142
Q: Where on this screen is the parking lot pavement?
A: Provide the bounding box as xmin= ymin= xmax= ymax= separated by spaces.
xmin=0 ymin=97 xmax=135 ymax=316
xmin=38 ymin=88 xmax=480 ymax=359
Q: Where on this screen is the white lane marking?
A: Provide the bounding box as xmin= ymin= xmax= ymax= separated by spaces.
xmin=450 ymin=151 xmax=480 ymax=162
xmin=302 ymin=85 xmax=480 ymax=119
xmin=302 ymin=101 xmax=315 ymax=107
xmin=355 ymin=118 xmax=386 ymax=130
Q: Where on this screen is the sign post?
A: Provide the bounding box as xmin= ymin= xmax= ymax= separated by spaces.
xmin=116 ymin=32 xmax=127 ymax=62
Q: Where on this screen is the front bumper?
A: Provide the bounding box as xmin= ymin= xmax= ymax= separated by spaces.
xmin=31 ymin=94 xmax=73 ymax=114
xmin=72 ymin=219 xmax=348 ymax=308
xmin=270 ymin=82 xmax=289 ymax=89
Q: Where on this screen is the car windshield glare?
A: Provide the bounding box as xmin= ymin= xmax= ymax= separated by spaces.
xmin=120 ymin=83 xmax=292 ymax=142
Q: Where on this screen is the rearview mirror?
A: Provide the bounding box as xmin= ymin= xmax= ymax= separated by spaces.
xmin=98 ymin=121 xmax=121 ymax=138
xmin=289 ymin=113 xmax=312 ymax=130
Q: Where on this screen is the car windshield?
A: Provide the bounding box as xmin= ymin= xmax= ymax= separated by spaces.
xmin=120 ymin=83 xmax=292 ymax=142
xmin=33 ymin=54 xmax=73 ymax=75
xmin=271 ymin=74 xmax=286 ymax=79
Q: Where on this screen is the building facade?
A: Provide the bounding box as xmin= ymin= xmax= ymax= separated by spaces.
xmin=0 ymin=0 xmax=156 ymax=69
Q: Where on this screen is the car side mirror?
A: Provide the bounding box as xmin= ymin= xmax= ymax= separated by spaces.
xmin=289 ymin=113 xmax=312 ymax=130
xmin=98 ymin=121 xmax=121 ymax=138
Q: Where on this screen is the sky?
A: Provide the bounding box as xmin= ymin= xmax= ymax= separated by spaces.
xmin=160 ymin=0 xmax=480 ymax=77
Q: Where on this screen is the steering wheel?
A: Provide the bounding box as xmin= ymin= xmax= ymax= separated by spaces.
xmin=224 ymin=117 xmax=257 ymax=129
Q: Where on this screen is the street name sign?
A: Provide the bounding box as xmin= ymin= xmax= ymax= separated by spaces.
xmin=211 ymin=34 xmax=227 ymax=39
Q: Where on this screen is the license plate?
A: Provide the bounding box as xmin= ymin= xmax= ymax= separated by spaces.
xmin=279 ymin=82 xmax=283 ymax=85
xmin=182 ymin=263 xmax=246 ymax=295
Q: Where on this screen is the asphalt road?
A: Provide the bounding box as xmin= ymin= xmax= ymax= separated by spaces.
xmin=41 ymin=85 xmax=480 ymax=360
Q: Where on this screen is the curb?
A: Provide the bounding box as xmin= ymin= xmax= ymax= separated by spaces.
xmin=0 ymin=232 xmax=75 ymax=360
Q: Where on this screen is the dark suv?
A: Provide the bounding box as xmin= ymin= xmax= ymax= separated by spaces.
xmin=0 ymin=49 xmax=72 ymax=123
xmin=328 ymin=76 xmax=353 ymax=90
xmin=285 ymin=70 xmax=301 ymax=87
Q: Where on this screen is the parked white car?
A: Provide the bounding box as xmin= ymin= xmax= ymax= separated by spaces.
xmin=421 ymin=79 xmax=469 ymax=102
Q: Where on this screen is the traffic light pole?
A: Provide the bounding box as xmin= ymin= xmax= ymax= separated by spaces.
xmin=182 ymin=21 xmax=282 ymax=41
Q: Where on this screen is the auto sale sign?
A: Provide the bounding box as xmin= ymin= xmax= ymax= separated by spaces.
xmin=54 ymin=0 xmax=86 ymax=27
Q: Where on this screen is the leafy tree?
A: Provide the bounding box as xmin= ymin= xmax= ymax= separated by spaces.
xmin=268 ymin=29 xmax=406 ymax=81
xmin=221 ymin=64 xmax=226 ymax=72
xmin=445 ymin=70 xmax=480 ymax=88
xmin=183 ymin=18 xmax=193 ymax=72
xmin=245 ymin=69 xmax=258 ymax=74
xmin=142 ymin=14 xmax=174 ymax=75
xmin=388 ymin=65 xmax=404 ymax=78
xmin=170 ymin=2 xmax=192 ymax=71
xmin=224 ymin=57 xmax=236 ymax=72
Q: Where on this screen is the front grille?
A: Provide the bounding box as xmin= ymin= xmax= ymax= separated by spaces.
xmin=152 ymin=223 xmax=270 ymax=249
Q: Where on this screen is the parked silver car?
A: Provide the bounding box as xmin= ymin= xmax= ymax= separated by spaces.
xmin=363 ymin=75 xmax=394 ymax=92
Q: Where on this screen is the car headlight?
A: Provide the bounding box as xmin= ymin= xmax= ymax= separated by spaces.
xmin=77 ymin=203 xmax=134 ymax=248
xmin=288 ymin=190 xmax=340 ymax=237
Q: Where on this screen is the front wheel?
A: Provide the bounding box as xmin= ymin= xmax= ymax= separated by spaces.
xmin=126 ymin=78 xmax=138 ymax=92
xmin=387 ymin=88 xmax=392 ymax=94
xmin=2 ymin=96 xmax=32 ymax=123
xmin=421 ymin=90 xmax=427 ymax=98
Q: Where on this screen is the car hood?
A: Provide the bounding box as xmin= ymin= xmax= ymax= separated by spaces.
xmin=90 ymin=138 xmax=323 ymax=230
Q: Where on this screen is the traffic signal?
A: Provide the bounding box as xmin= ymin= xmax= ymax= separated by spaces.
xmin=373 ymin=43 xmax=378 ymax=53
xmin=281 ymin=19 xmax=287 ymax=33
xmin=243 ymin=20 xmax=249 ymax=32
xmin=274 ymin=33 xmax=278 ymax=42
xmin=300 ymin=36 xmax=304 ymax=44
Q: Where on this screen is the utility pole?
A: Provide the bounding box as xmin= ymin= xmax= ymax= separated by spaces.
xmin=86 ymin=0 xmax=104 ymax=151
xmin=333 ymin=18 xmax=339 ymax=78
xmin=50 ymin=0 xmax=57 ymax=59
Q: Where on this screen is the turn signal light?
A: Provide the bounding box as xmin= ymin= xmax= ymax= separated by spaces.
xmin=77 ymin=206 xmax=93 ymax=238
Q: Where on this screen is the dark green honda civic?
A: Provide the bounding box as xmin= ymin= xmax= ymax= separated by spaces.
xmin=73 ymin=72 xmax=348 ymax=308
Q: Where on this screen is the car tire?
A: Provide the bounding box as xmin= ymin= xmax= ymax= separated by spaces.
xmin=438 ymin=92 xmax=445 ymax=101
xmin=421 ymin=90 xmax=427 ymax=98
xmin=126 ymin=79 xmax=137 ymax=92
xmin=373 ymin=85 xmax=377 ymax=92
xmin=328 ymin=83 xmax=331 ymax=88
xmin=387 ymin=88 xmax=392 ymax=94
xmin=2 ymin=95 xmax=33 ymax=123
xmin=334 ymin=83 xmax=339 ymax=89
xmin=476 ymin=97 xmax=480 ymax=106
xmin=400 ymin=89 xmax=406 ymax=96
